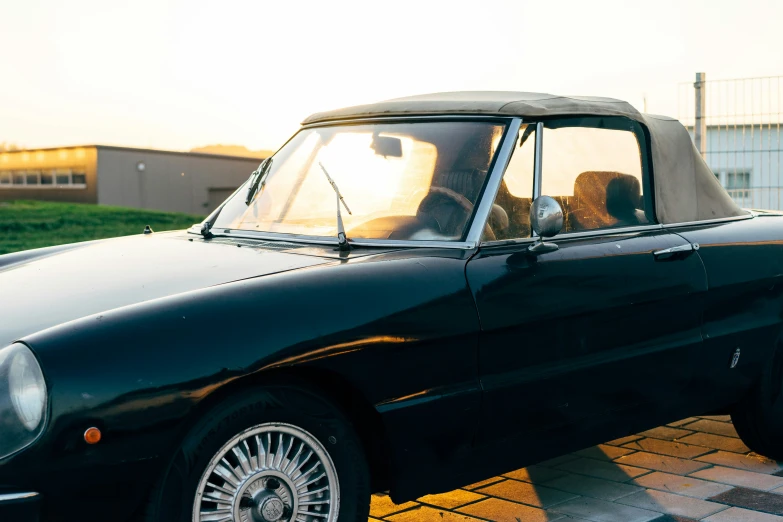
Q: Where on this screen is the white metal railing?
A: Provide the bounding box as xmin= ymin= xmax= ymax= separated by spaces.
xmin=679 ymin=74 xmax=782 ymax=211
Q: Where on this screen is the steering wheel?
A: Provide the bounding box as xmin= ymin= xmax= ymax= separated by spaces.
xmin=425 ymin=187 xmax=474 ymax=213
xmin=416 ymin=187 xmax=498 ymax=240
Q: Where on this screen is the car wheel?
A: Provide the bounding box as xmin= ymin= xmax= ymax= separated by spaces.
xmin=731 ymin=344 xmax=783 ymax=460
xmin=143 ymin=384 xmax=371 ymax=522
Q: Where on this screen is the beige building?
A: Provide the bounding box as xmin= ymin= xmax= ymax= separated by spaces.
xmin=0 ymin=145 xmax=264 ymax=215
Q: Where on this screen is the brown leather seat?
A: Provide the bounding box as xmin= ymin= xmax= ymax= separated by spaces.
xmin=431 ymin=168 xmax=485 ymax=202
xmin=568 ymin=171 xmax=645 ymax=231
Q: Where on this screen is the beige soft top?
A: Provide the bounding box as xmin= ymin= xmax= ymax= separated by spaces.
xmin=302 ymin=91 xmax=747 ymax=224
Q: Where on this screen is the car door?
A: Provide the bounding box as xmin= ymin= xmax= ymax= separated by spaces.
xmin=466 ymin=117 xmax=708 ymax=450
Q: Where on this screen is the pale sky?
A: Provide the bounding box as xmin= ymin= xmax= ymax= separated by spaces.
xmin=1 ymin=0 xmax=781 ymax=152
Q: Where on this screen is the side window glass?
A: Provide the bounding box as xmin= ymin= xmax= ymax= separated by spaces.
xmin=485 ymin=125 xmax=536 ymax=241
xmin=542 ymin=122 xmax=649 ymax=232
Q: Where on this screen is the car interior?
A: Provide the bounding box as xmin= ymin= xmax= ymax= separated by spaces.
xmin=349 ymin=154 xmax=649 ymax=242
xmin=491 ymin=170 xmax=649 ymax=240
xmin=348 ymin=119 xmax=650 ymax=242
xmin=347 ymin=123 xmax=502 ymax=240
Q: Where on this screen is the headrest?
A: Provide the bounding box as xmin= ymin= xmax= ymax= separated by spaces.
xmin=606 ymin=175 xmax=642 ymax=220
xmin=573 ymin=171 xmax=625 ymax=204
xmin=571 ymin=171 xmax=640 ymax=228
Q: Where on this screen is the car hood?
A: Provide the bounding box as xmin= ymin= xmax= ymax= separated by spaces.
xmin=0 ymin=232 xmax=331 ymax=346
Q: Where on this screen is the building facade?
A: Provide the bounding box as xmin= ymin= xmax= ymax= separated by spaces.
xmin=0 ymin=145 xmax=264 ymax=215
xmin=697 ymin=124 xmax=782 ymax=210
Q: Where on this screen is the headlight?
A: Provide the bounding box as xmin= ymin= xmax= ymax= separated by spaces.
xmin=0 ymin=343 xmax=47 ymax=459
xmin=9 ymin=346 xmax=47 ymax=430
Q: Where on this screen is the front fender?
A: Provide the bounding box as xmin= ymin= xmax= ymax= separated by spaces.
xmin=6 ymin=250 xmax=481 ymax=504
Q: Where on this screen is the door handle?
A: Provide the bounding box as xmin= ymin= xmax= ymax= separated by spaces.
xmin=653 ymin=243 xmax=699 ymax=259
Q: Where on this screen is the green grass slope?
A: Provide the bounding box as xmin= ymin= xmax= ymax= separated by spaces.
xmin=0 ymin=200 xmax=203 ymax=255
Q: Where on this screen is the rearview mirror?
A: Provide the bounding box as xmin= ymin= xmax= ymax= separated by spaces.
xmin=370 ymin=135 xmax=403 ymax=157
xmin=528 ymin=196 xmax=563 ymax=254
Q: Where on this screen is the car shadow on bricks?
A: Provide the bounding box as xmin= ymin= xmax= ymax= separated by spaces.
xmin=370 ymin=416 xmax=783 ymax=521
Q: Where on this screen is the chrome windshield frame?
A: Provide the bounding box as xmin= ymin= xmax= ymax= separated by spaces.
xmin=463 ymin=118 xmax=522 ymax=244
xmin=192 ymin=115 xmax=523 ymax=250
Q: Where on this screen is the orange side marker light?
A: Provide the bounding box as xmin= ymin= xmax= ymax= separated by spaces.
xmin=84 ymin=427 xmax=102 ymax=444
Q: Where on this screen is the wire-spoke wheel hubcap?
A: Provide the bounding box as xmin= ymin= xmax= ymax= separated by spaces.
xmin=193 ymin=423 xmax=340 ymax=522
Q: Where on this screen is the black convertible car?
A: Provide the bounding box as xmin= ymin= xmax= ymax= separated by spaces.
xmin=2 ymin=91 xmax=783 ymax=522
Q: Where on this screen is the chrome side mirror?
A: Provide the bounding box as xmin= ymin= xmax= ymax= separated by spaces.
xmin=528 ymin=196 xmax=563 ymax=254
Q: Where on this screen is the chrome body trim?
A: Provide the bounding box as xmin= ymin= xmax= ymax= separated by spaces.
xmin=480 ymin=224 xmax=665 ymax=248
xmin=654 ymin=243 xmax=699 ymax=256
xmin=532 ymin=121 xmax=543 ymax=200
xmin=554 ymin=224 xmax=664 ymax=240
xmin=301 ymin=114 xmax=518 ymax=129
xmin=481 ymin=216 xmax=754 ymax=248
xmin=0 ymin=491 xmax=39 ymax=502
xmin=188 ymin=228 xmax=476 ymax=250
xmin=479 ymin=217 xmax=757 ymax=248
xmin=480 ymin=237 xmax=537 ymax=247
xmin=661 ymin=213 xmax=754 ymax=228
xmin=529 ymin=121 xmax=545 ymax=240
xmin=465 ymin=118 xmax=523 ymax=244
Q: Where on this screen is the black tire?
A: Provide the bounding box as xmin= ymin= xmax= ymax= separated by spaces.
xmin=142 ymin=383 xmax=370 ymax=522
xmin=731 ymin=344 xmax=783 ymax=460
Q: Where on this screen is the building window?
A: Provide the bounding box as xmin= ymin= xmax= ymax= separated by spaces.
xmin=26 ymin=171 xmax=40 ymax=185
xmin=55 ymin=170 xmax=70 ymax=185
xmin=71 ymin=172 xmax=86 ymax=186
xmin=0 ymin=168 xmax=86 ymax=189
xmin=726 ymin=171 xmax=751 ymax=199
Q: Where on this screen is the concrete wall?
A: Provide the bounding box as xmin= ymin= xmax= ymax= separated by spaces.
xmin=96 ymin=147 xmax=260 ymax=215
xmin=0 ymin=147 xmax=99 ymax=203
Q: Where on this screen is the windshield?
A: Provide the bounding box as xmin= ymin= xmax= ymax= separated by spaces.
xmin=213 ymin=120 xmax=507 ymax=241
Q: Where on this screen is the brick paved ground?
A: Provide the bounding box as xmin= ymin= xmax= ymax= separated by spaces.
xmin=370 ymin=415 xmax=783 ymax=521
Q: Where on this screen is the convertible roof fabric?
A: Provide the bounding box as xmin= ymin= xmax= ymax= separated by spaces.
xmin=302 ymin=91 xmax=747 ymax=224
xmin=641 ymin=114 xmax=747 ymax=223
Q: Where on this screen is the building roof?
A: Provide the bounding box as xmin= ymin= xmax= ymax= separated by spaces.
xmin=302 ymin=91 xmax=642 ymax=124
xmin=0 ymin=145 xmax=265 ymax=162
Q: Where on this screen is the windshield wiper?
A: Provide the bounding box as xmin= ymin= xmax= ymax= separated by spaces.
xmin=245 ymin=158 xmax=272 ymax=205
xmin=318 ymin=162 xmax=352 ymax=251
xmin=199 ymin=158 xmax=272 ymax=238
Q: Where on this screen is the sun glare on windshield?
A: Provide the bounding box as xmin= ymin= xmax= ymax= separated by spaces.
xmin=213 ymin=121 xmax=505 ymax=242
